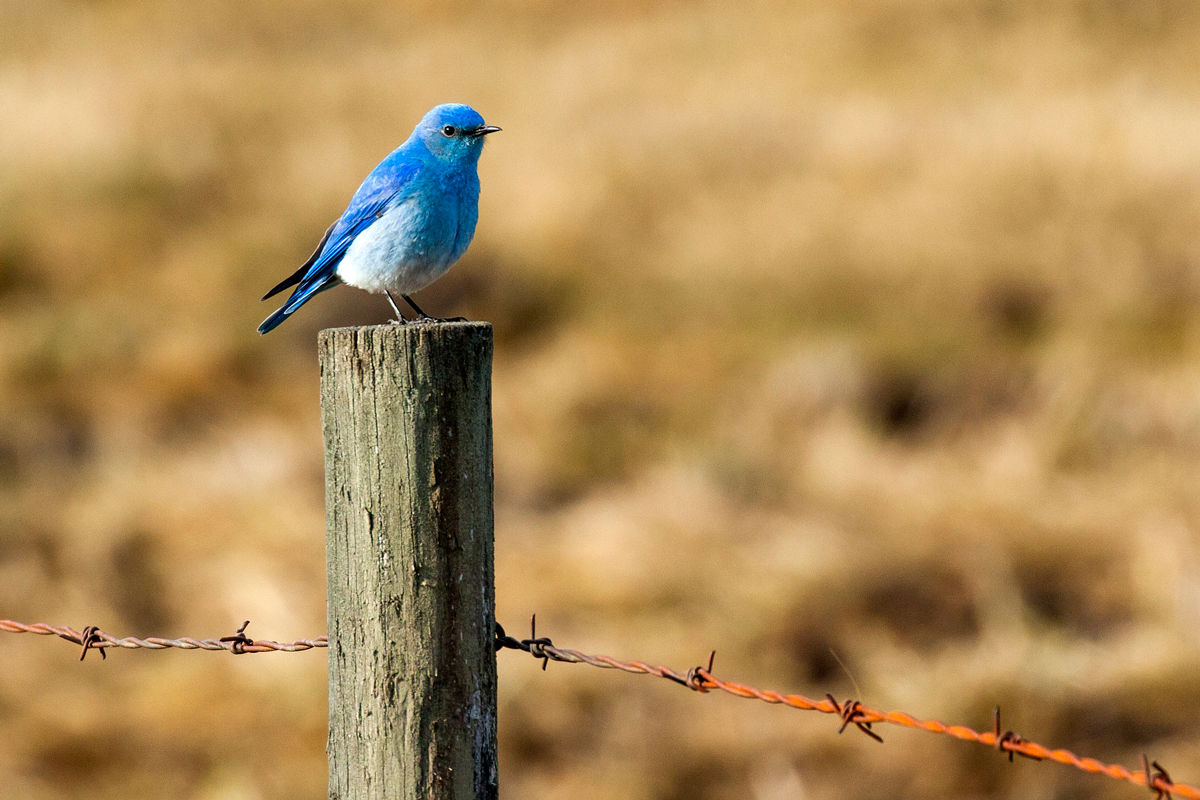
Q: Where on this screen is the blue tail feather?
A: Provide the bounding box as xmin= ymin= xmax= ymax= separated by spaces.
xmin=258 ymin=269 xmax=340 ymax=334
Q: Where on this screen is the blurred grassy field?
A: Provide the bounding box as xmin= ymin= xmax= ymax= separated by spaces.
xmin=2 ymin=1 xmax=1200 ymax=798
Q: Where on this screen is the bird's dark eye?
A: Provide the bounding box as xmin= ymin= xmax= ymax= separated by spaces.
xmin=442 ymin=125 xmax=456 ymax=136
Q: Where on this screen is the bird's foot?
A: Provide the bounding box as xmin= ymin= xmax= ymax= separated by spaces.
xmin=411 ymin=315 xmax=467 ymax=324
xmin=400 ymin=295 xmax=465 ymax=323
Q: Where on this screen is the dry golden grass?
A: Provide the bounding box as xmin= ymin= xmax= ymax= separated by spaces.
xmin=2 ymin=1 xmax=1200 ymax=798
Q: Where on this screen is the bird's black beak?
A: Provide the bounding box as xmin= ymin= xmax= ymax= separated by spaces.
xmin=471 ymin=125 xmax=502 ymax=137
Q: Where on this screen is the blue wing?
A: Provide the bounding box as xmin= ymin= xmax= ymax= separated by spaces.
xmin=258 ymin=159 xmax=420 ymax=334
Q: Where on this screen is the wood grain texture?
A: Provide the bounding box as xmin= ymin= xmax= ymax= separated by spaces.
xmin=319 ymin=322 xmax=496 ymax=800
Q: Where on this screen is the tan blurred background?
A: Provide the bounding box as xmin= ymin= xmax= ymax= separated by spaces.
xmin=2 ymin=1 xmax=1200 ymax=798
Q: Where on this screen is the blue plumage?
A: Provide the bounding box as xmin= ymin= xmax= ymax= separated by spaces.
xmin=259 ymin=104 xmax=499 ymax=334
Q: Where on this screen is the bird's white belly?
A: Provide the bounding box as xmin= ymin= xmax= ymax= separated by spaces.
xmin=336 ymin=201 xmax=455 ymax=295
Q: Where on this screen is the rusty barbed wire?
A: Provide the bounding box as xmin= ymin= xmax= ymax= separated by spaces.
xmin=496 ymin=616 xmax=1198 ymax=800
xmin=3 ymin=615 xmax=1195 ymax=798
xmin=0 ymin=619 xmax=327 ymax=657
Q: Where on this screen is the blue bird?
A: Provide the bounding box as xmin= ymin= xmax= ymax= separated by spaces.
xmin=258 ymin=103 xmax=500 ymax=334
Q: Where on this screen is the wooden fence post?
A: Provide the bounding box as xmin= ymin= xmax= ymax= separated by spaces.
xmin=319 ymin=322 xmax=497 ymax=800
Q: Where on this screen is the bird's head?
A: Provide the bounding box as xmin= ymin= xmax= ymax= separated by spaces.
xmin=414 ymin=104 xmax=500 ymax=165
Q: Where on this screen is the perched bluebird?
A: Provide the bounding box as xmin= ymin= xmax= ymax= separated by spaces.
xmin=258 ymin=103 xmax=500 ymax=334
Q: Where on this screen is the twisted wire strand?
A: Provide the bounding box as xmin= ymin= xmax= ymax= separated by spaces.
xmin=3 ymin=617 xmax=1193 ymax=799
xmin=495 ymin=620 xmax=1198 ymax=800
xmin=0 ymin=620 xmax=327 ymax=654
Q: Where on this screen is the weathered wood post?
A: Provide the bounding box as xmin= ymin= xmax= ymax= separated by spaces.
xmin=319 ymin=322 xmax=497 ymax=800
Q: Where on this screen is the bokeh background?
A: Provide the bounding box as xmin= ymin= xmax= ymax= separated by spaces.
xmin=2 ymin=1 xmax=1200 ymax=798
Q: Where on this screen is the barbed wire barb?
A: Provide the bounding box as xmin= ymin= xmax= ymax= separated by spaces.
xmin=1145 ymin=754 xmax=1174 ymax=800
xmin=219 ymin=621 xmax=255 ymax=654
xmin=828 ymin=694 xmax=883 ymax=743
xmin=77 ymin=625 xmax=105 ymax=661
xmin=994 ymin=706 xmax=1040 ymax=763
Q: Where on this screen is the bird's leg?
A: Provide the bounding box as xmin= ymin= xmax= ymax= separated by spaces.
xmin=402 ymin=294 xmax=431 ymax=318
xmin=403 ymin=294 xmax=466 ymax=323
xmin=384 ymin=291 xmax=408 ymax=324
